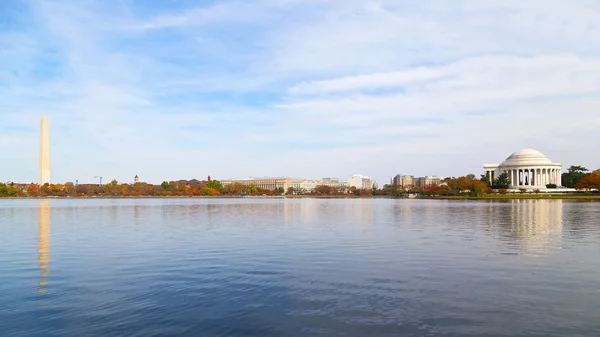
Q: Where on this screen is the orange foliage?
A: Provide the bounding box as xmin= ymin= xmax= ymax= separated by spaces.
xmin=575 ymin=170 xmax=600 ymax=190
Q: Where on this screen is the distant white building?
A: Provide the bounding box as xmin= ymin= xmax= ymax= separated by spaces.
xmin=347 ymin=174 xmax=373 ymax=190
xmin=483 ymin=149 xmax=562 ymax=189
xmin=416 ymin=176 xmax=448 ymax=188
xmin=220 ymin=177 xmax=349 ymax=194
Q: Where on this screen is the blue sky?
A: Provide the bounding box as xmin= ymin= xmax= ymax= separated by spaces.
xmin=2 ymin=0 xmax=600 ymax=184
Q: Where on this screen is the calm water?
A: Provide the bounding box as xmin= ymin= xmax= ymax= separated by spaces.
xmin=1 ymin=199 xmax=599 ymax=336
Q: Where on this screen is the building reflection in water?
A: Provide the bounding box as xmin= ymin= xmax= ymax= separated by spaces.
xmin=37 ymin=200 xmax=50 ymax=294
xmin=489 ymin=199 xmax=563 ymax=256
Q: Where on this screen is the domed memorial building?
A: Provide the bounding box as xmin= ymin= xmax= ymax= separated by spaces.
xmin=484 ymin=149 xmax=562 ymax=189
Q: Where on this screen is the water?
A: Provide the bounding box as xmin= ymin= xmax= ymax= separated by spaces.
xmin=1 ymin=199 xmax=600 ymax=336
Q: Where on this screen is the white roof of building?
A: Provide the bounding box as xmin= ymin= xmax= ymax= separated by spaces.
xmin=500 ymin=149 xmax=555 ymax=166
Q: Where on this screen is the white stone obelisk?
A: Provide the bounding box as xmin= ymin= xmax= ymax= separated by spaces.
xmin=39 ymin=115 xmax=50 ymax=185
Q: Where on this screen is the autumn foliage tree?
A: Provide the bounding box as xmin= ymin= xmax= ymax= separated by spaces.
xmin=575 ymin=170 xmax=600 ymax=191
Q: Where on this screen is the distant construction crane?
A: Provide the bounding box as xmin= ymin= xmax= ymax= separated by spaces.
xmin=94 ymin=176 xmax=103 ymax=185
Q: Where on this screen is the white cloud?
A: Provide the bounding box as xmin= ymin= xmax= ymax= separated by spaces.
xmin=2 ymin=0 xmax=600 ymax=184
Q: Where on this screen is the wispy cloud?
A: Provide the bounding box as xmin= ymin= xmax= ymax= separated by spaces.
xmin=1 ymin=0 xmax=600 ymax=184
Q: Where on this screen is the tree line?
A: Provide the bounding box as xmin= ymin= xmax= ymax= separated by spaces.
xmin=1 ymin=165 xmax=599 ymax=198
xmin=0 ymin=179 xmax=371 ymax=198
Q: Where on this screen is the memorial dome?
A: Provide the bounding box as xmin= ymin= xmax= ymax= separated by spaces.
xmin=500 ymin=149 xmax=552 ymax=167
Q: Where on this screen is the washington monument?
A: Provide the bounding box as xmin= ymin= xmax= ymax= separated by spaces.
xmin=39 ymin=115 xmax=50 ymax=185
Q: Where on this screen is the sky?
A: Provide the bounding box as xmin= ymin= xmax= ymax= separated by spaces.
xmin=1 ymin=0 xmax=600 ymax=184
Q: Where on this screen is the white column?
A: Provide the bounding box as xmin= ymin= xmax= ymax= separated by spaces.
xmin=558 ymin=169 xmax=562 ymax=186
xmin=558 ymin=169 xmax=562 ymax=187
xmin=542 ymin=168 xmax=546 ymax=186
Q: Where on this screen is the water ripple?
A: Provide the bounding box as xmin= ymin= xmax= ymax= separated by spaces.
xmin=1 ymin=199 xmax=600 ymax=336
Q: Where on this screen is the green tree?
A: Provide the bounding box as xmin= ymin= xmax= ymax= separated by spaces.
xmin=562 ymin=165 xmax=589 ymax=188
xmin=7 ymin=185 xmax=20 ymax=197
xmin=247 ymin=184 xmax=258 ymax=194
xmin=480 ymin=174 xmax=491 ymax=187
xmin=0 ymin=183 xmax=8 ymax=196
xmin=206 ymin=180 xmax=223 ymax=191
xmin=161 ymin=181 xmax=169 ymax=191
xmin=492 ymin=172 xmax=511 ymax=189
xmin=276 ymin=187 xmax=284 ymax=195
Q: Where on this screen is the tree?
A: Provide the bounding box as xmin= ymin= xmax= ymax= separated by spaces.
xmin=480 ymin=174 xmax=491 ymax=187
xmin=161 ymin=181 xmax=169 ymax=191
xmin=40 ymin=183 xmax=51 ymax=196
xmin=200 ymin=187 xmax=220 ymax=196
xmin=223 ymin=183 xmax=244 ymax=195
xmin=247 ymin=184 xmax=258 ymax=194
xmin=493 ymin=172 xmax=511 ymax=189
xmin=276 ymin=187 xmax=284 ymax=195
xmin=562 ymin=165 xmax=589 ymax=188
xmin=314 ymin=185 xmax=332 ymax=195
xmin=206 ymin=180 xmax=223 ymax=191
xmin=65 ymin=182 xmax=75 ymax=196
xmin=469 ymin=180 xmax=489 ymax=197
xmin=6 ymin=185 xmax=20 ymax=197
xmin=27 ymin=184 xmax=41 ymax=197
xmin=286 ymin=187 xmax=295 ymax=195
xmin=575 ymin=170 xmax=600 ymax=191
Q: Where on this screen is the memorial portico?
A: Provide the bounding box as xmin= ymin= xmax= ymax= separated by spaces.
xmin=483 ymin=149 xmax=562 ymax=189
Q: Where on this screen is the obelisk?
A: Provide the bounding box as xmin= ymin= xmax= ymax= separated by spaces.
xmin=39 ymin=115 xmax=50 ymax=185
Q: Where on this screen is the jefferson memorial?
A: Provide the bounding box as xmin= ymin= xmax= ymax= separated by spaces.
xmin=484 ymin=149 xmax=562 ymax=189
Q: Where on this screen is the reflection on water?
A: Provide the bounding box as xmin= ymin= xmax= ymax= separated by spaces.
xmin=487 ymin=200 xmax=564 ymax=256
xmin=1 ymin=199 xmax=599 ymax=337
xmin=510 ymin=199 xmax=563 ymax=255
xmin=37 ymin=200 xmax=50 ymax=294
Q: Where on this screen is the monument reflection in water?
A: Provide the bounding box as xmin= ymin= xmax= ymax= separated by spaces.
xmin=487 ymin=199 xmax=563 ymax=256
xmin=37 ymin=200 xmax=50 ymax=294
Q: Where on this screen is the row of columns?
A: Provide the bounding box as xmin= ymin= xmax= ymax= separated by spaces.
xmin=484 ymin=167 xmax=562 ymax=188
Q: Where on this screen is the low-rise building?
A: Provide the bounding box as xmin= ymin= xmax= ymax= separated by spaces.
xmin=220 ymin=177 xmax=350 ymax=194
xmin=347 ymin=174 xmax=373 ymax=190
xmin=220 ymin=177 xmax=302 ymax=191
